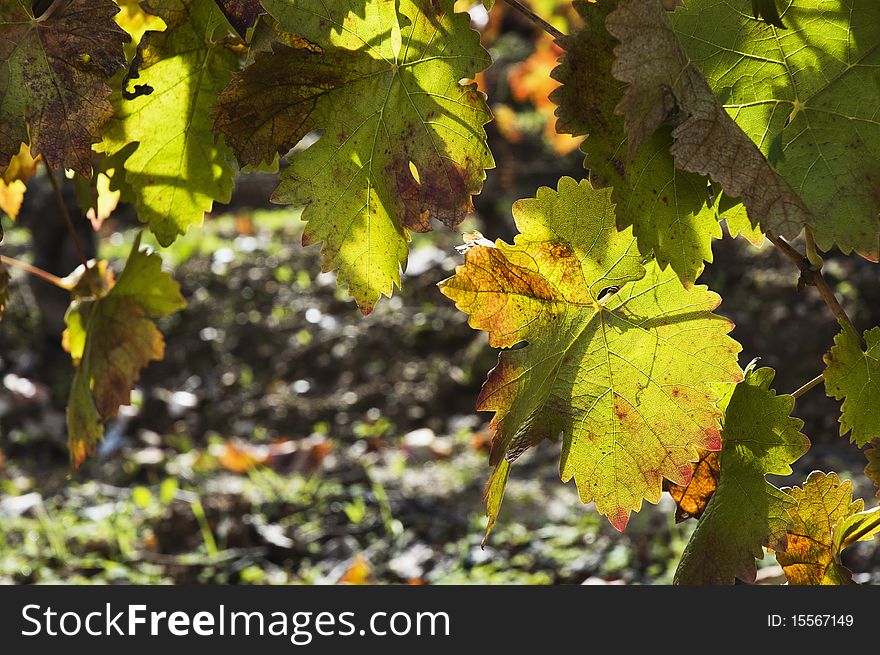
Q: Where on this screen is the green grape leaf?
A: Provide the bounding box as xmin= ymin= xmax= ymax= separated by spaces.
xmin=0 ymin=0 xmax=130 ymax=176
xmin=552 ymin=0 xmax=719 ymax=288
xmin=213 ymin=0 xmax=263 ymax=38
xmin=64 ymin=234 xmax=185 ymax=466
xmin=100 ymin=0 xmax=240 ymax=246
xmin=833 ymin=505 xmax=880 ymax=554
xmin=674 ymin=367 xmax=809 ymax=584
xmin=213 ymin=0 xmax=493 ymax=312
xmin=774 ymin=471 xmax=864 ymax=585
xmin=672 ymin=0 xmax=880 ymax=260
xmin=824 ymin=327 xmax=880 ymax=447
xmin=608 ymin=0 xmax=815 ymax=243
xmin=718 ymin=199 xmax=765 ymax=247
xmin=439 ymin=177 xmax=742 ymax=530
xmin=866 ymin=440 xmax=880 ymax=497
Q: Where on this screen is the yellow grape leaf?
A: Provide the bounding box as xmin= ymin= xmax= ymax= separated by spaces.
xmin=440 ymin=177 xmax=742 ymax=530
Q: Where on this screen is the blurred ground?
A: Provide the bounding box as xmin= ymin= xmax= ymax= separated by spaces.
xmin=0 ymin=6 xmax=878 ymax=584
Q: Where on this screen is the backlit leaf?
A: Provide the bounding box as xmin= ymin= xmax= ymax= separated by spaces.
xmin=552 ymin=0 xmax=719 ymax=288
xmin=774 ymin=471 xmax=863 ymax=585
xmin=608 ymin=0 xmax=815 ymax=242
xmin=64 ymin=234 xmax=185 ymax=466
xmin=674 ymin=367 xmax=809 ymax=584
xmin=0 ymin=0 xmax=130 ymax=176
xmin=100 ymin=0 xmax=240 ymax=246
xmin=214 ymin=0 xmax=494 ymax=312
xmin=672 ymin=0 xmax=880 ymax=260
xmin=667 ymin=449 xmax=719 ymax=522
xmin=824 ymin=327 xmax=880 ymax=447
xmin=439 ymin=177 xmax=742 ymax=530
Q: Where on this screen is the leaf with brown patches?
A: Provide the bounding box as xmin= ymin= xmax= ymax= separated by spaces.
xmin=552 ymin=0 xmax=719 ymax=288
xmin=672 ymin=0 xmax=880 ymax=260
xmin=823 ymin=327 xmax=880 ymax=447
xmin=214 ymin=0 xmax=493 ymax=312
xmin=0 ymin=0 xmax=130 ymax=176
xmin=667 ymin=449 xmax=719 ymax=522
xmin=439 ymin=177 xmax=742 ymax=531
xmin=674 ymin=367 xmax=809 ymax=584
xmin=607 ymin=0 xmax=814 ymax=243
xmin=64 ymin=234 xmax=185 ymax=466
xmin=773 ymin=472 xmax=865 ymax=585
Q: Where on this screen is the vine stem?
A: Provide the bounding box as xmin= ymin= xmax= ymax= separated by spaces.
xmin=790 ymin=373 xmax=824 ymax=400
xmin=45 ymin=165 xmax=89 ymax=269
xmin=501 ymin=0 xmax=565 ymax=40
xmin=765 ymin=230 xmax=865 ymax=350
xmin=0 ymin=255 xmax=71 ymax=290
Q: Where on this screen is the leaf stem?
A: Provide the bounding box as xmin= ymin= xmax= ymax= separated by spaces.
xmin=765 ymin=230 xmax=865 ymax=350
xmin=45 ymin=166 xmax=89 ymax=269
xmin=501 ymin=0 xmax=565 ymax=40
xmin=790 ymin=373 xmax=824 ymax=400
xmin=0 ymin=255 xmax=71 ymax=290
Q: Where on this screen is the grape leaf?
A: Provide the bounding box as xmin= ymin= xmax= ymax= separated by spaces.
xmin=552 ymin=0 xmax=719 ymax=288
xmin=100 ymin=0 xmax=240 ymax=246
xmin=672 ymin=0 xmax=880 ymax=260
xmin=214 ymin=0 xmax=493 ymax=312
xmin=64 ymin=234 xmax=185 ymax=466
xmin=439 ymin=177 xmax=742 ymax=530
xmin=667 ymin=449 xmax=719 ymax=522
xmin=823 ymin=327 xmax=880 ymax=447
xmin=607 ymin=0 xmax=815 ymax=242
xmin=774 ymin=471 xmax=863 ymax=585
xmin=866 ymin=440 xmax=880 ymax=497
xmin=0 ymin=0 xmax=130 ymax=176
xmin=674 ymin=367 xmax=809 ymax=584
xmin=718 ymin=199 xmax=765 ymax=247
xmin=212 ymin=0 xmax=263 ymax=38
xmin=833 ymin=505 xmax=880 ymax=555
xmin=0 ymin=143 xmax=37 ymax=221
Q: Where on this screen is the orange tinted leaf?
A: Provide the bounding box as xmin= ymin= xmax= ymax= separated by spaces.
xmin=774 ymin=472 xmax=863 ymax=585
xmin=64 ymin=234 xmax=185 ymax=466
xmin=667 ymin=449 xmax=720 ymax=522
xmin=440 ymin=177 xmax=741 ymax=530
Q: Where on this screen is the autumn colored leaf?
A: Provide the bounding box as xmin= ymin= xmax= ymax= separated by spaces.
xmin=508 ymin=36 xmax=581 ymax=155
xmin=64 ymin=234 xmax=185 ymax=466
xmin=100 ymin=0 xmax=240 ymax=246
xmin=0 ymin=0 xmax=130 ymax=177
xmin=214 ymin=0 xmax=494 ymax=312
xmin=213 ymin=0 xmax=263 ymax=38
xmin=667 ymin=449 xmax=719 ymax=523
xmin=674 ymin=367 xmax=809 ymax=584
xmin=672 ymin=0 xmax=880 ymax=260
xmin=439 ymin=177 xmax=742 ymax=530
xmin=552 ymin=0 xmax=719 ymax=288
xmin=866 ymin=441 xmax=880 ymax=497
xmin=823 ymin=327 xmax=880 ymax=447
xmin=608 ymin=0 xmax=815 ymax=243
xmin=0 ymin=143 xmax=37 ymax=221
xmin=774 ymin=472 xmax=864 ymax=585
